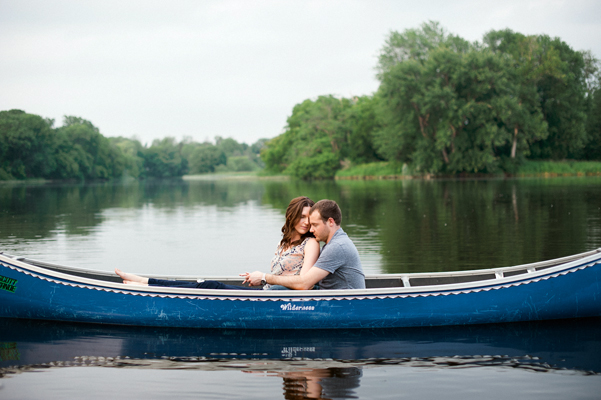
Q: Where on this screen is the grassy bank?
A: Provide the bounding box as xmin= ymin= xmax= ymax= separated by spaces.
xmin=0 ymin=178 xmax=47 ymax=184
xmin=514 ymin=160 xmax=601 ymax=177
xmin=335 ymin=160 xmax=601 ymax=180
xmin=335 ymin=162 xmax=410 ymax=179
xmin=183 ymin=171 xmax=289 ymax=181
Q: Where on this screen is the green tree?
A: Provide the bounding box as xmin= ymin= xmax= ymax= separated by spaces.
xmin=343 ymin=96 xmax=383 ymax=164
xmin=483 ymin=30 xmax=589 ymax=161
xmin=55 ymin=116 xmax=124 ymax=179
xmin=143 ymin=137 xmax=188 ymax=177
xmin=109 ymin=137 xmax=145 ymax=178
xmin=183 ymin=141 xmax=227 ymax=173
xmin=584 ymin=58 xmax=601 ymax=160
xmin=262 ymin=95 xmax=354 ymax=179
xmin=574 ymin=49 xmax=599 ymax=160
xmin=212 ymin=136 xmax=265 ymax=172
xmin=219 ymin=155 xmax=260 ymax=172
xmin=532 ymin=37 xmax=588 ymax=159
xmin=215 ymin=136 xmax=248 ymax=157
xmin=49 ymin=129 xmax=91 ymax=179
xmin=375 ymin=26 xmax=532 ymax=173
xmin=250 ymin=138 xmax=269 ymax=155
xmin=0 ymin=109 xmax=57 ymax=179
xmin=376 ymin=21 xmax=470 ymax=77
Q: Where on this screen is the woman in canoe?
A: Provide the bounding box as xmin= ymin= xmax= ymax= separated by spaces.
xmin=115 ymin=196 xmax=320 ymax=290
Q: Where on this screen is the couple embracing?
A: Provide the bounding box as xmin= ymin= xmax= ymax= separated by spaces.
xmin=116 ymin=198 xmax=365 ymax=291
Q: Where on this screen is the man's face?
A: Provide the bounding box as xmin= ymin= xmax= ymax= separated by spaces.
xmin=309 ymin=210 xmax=330 ymax=243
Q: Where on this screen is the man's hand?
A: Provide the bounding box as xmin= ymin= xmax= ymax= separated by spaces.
xmin=240 ymin=271 xmax=263 ymax=286
xmin=241 ymin=265 xmax=329 ymax=290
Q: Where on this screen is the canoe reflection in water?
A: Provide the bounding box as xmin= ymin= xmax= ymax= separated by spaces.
xmin=1 ymin=317 xmax=600 ymax=397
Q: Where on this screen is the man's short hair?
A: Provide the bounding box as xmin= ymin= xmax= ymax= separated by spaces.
xmin=310 ymin=199 xmax=341 ymax=225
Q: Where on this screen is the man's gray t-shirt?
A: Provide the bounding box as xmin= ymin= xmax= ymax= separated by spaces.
xmin=314 ymin=228 xmax=365 ymax=290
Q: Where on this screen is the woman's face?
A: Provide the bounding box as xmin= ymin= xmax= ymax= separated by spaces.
xmin=293 ymin=206 xmax=312 ymax=235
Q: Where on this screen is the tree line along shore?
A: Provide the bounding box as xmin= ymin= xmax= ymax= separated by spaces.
xmin=0 ymin=112 xmax=267 ymax=181
xmin=2 ymin=22 xmax=600 ymax=182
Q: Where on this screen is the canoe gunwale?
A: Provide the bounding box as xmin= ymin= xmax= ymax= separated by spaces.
xmin=6 ymin=247 xmax=599 ymax=281
xmin=1 ymin=248 xmax=600 ymax=300
xmin=366 ymin=248 xmax=601 ymax=280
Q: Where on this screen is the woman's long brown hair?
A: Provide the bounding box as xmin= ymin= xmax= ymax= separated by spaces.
xmin=280 ymin=196 xmax=315 ymax=250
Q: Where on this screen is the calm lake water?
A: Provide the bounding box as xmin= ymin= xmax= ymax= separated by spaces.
xmin=1 ymin=176 xmax=601 ymax=399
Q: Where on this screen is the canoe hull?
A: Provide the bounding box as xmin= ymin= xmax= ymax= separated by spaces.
xmin=1 ymin=252 xmax=600 ymax=329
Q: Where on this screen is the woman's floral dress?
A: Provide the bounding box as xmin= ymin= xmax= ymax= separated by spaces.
xmin=263 ymin=237 xmax=311 ymax=290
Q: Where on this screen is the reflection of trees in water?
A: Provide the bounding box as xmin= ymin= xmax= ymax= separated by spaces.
xmin=1 ymin=177 xmax=600 ymax=274
xmin=0 ymin=183 xmax=113 ymax=239
xmin=261 ymin=177 xmax=601 ymax=273
xmin=334 ymin=178 xmax=601 ymax=273
xmin=0 ymin=179 xmax=268 ymax=240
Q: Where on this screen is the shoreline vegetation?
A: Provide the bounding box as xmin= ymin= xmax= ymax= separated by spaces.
xmin=5 ymin=160 xmax=600 ymax=185
xmin=334 ymin=160 xmax=601 ymax=180
xmin=2 ymin=22 xmax=600 ymax=183
xmin=186 ymin=161 xmax=601 ymax=181
xmin=195 ymin=160 xmax=601 ymax=181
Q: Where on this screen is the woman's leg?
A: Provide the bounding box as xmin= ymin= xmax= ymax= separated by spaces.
xmin=148 ymin=278 xmax=198 ymax=288
xmin=115 ymin=268 xmax=149 ymax=284
xmin=147 ymin=279 xmax=256 ymax=290
xmin=196 ymin=280 xmax=256 ymax=290
xmin=117 ymin=268 xmax=257 ymax=290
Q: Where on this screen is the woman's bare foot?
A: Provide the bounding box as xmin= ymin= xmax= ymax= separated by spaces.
xmin=115 ymin=268 xmax=149 ymax=284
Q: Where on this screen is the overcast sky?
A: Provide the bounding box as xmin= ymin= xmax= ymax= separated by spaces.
xmin=1 ymin=0 xmax=599 ymax=146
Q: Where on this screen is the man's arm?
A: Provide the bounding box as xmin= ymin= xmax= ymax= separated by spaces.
xmin=268 ymin=238 xmax=323 ymax=289
xmin=244 ymin=266 xmax=329 ymax=290
xmin=299 ymin=238 xmax=320 ymax=276
xmin=241 ymin=238 xmax=322 ymax=290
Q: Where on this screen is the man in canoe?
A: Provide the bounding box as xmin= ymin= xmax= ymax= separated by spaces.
xmin=241 ymin=199 xmax=365 ymax=290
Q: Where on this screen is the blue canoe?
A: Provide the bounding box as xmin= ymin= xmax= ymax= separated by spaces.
xmin=1 ymin=249 xmax=600 ymax=329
